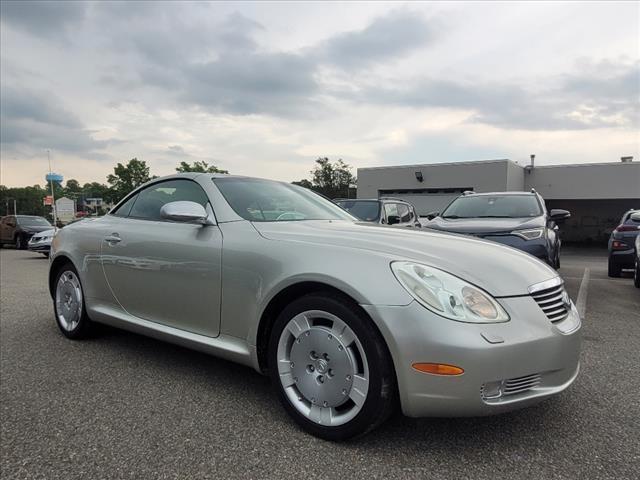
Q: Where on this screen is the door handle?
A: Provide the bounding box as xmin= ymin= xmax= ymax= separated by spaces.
xmin=104 ymin=233 xmax=121 ymax=244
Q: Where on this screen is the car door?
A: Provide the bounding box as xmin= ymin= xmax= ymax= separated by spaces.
xmin=396 ymin=203 xmax=414 ymax=227
xmin=100 ymin=179 xmax=222 ymax=337
xmin=0 ymin=216 xmax=16 ymax=243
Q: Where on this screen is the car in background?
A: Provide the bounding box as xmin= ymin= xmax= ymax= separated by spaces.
xmin=608 ymin=209 xmax=640 ymax=277
xmin=424 ymin=190 xmax=570 ymax=268
xmin=334 ymin=198 xmax=422 ymax=228
xmin=634 ymin=235 xmax=640 ymax=288
xmin=28 ymin=228 xmax=58 ymax=256
xmin=0 ymin=215 xmax=54 ymax=250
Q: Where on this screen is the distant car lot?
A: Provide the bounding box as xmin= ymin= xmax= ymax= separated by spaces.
xmin=1 ymin=248 xmax=638 ymax=479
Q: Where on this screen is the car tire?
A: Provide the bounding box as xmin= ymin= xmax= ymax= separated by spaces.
xmin=53 ymin=263 xmax=94 ymax=339
xmin=15 ymin=235 xmax=25 ymax=250
xmin=268 ymin=292 xmax=396 ymax=441
xmin=634 ymin=258 xmax=640 ymax=288
xmin=608 ymin=258 xmax=622 ymax=278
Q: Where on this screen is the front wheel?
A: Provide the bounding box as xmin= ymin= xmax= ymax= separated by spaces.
xmin=15 ymin=235 xmax=25 ymax=250
xmin=53 ymin=263 xmax=94 ymax=339
xmin=269 ymin=293 xmax=396 ymax=440
xmin=634 ymin=258 xmax=640 ymax=288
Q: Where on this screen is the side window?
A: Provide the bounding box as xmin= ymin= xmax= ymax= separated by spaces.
xmin=129 ymin=179 xmax=209 ymax=221
xmin=383 ymin=203 xmax=398 ymax=220
xmin=111 ymin=194 xmax=138 ymax=217
xmin=397 ymin=204 xmax=411 ymax=223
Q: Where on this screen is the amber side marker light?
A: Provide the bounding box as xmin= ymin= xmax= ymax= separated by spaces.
xmin=412 ymin=363 xmax=464 ymax=376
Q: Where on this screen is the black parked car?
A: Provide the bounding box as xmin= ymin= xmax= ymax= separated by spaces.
xmin=0 ymin=215 xmax=53 ymax=250
xmin=607 ymin=209 xmax=640 ymax=277
xmin=424 ymin=190 xmax=570 ymax=268
xmin=334 ymin=198 xmax=422 ymax=228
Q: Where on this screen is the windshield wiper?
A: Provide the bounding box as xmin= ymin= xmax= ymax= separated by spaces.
xmin=476 ymin=215 xmax=513 ymax=218
xmin=442 ymin=215 xmax=468 ymax=219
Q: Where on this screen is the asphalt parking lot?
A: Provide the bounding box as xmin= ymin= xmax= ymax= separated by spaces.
xmin=1 ymin=247 xmax=639 ymax=479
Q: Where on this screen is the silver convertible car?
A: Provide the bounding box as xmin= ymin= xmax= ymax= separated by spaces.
xmin=49 ymin=174 xmax=581 ymax=440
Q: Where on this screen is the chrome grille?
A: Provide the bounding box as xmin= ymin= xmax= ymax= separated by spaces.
xmin=503 ymin=373 xmax=541 ymax=396
xmin=529 ymin=278 xmax=569 ymax=323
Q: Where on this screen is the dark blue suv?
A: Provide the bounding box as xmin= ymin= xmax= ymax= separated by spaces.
xmin=424 ymin=190 xmax=570 ymax=268
xmin=607 ymin=209 xmax=640 ymax=277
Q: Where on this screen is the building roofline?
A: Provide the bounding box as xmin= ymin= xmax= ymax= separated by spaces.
xmin=357 ymin=158 xmax=514 ymax=172
xmin=358 ymin=159 xmax=637 ymax=172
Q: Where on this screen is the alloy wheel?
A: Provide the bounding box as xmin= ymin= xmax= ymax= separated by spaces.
xmin=276 ymin=310 xmax=369 ymax=426
xmin=55 ymin=271 xmax=84 ymax=332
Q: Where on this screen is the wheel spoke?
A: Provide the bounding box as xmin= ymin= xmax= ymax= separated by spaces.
xmin=277 ymin=358 xmax=292 ymax=374
xmin=332 ymin=318 xmax=356 ymax=347
xmin=280 ymin=372 xmax=296 ymax=388
xmin=350 ymin=375 xmax=368 ymax=407
xmin=309 ymin=405 xmax=332 ymax=424
xmin=287 ymin=313 xmax=311 ymax=338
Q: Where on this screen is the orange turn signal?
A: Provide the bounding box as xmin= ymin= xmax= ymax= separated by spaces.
xmin=412 ymin=363 xmax=464 ymax=376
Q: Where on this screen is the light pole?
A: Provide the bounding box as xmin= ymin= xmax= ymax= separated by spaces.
xmin=47 ymin=149 xmax=58 ymax=226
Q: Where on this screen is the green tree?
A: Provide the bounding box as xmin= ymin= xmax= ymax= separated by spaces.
xmin=107 ymin=158 xmax=152 ymax=201
xmin=291 ymin=179 xmax=313 ymax=189
xmin=175 ymin=160 xmax=228 ymax=174
xmin=64 ymin=179 xmax=82 ymax=199
xmin=293 ymin=157 xmax=356 ymax=199
xmin=0 ymin=184 xmax=48 ymax=217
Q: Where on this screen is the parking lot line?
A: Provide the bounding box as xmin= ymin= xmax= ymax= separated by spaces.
xmin=576 ymin=268 xmax=590 ymax=320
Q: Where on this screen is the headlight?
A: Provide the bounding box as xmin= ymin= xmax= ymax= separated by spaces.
xmin=511 ymin=227 xmax=544 ymax=240
xmin=390 ymin=261 xmax=509 ymax=323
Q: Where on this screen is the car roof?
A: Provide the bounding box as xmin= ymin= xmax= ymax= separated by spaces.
xmin=463 ymin=191 xmax=536 ymax=197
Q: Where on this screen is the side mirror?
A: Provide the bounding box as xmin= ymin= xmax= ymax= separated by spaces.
xmin=387 ymin=214 xmax=400 ymax=225
xmin=630 ymin=212 xmax=640 ymax=222
xmin=160 ymin=201 xmax=209 ymax=224
xmin=425 ymin=211 xmax=439 ymax=220
xmin=550 ymin=209 xmax=571 ymax=223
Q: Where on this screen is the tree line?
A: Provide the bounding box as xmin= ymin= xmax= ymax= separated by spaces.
xmin=1 ymin=157 xmax=355 ymax=218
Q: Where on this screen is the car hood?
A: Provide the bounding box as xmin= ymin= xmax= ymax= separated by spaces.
xmin=252 ymin=220 xmax=557 ymax=297
xmin=33 ymin=228 xmax=57 ymax=237
xmin=20 ymin=225 xmax=54 ymax=234
xmin=426 ymin=216 xmax=544 ymax=234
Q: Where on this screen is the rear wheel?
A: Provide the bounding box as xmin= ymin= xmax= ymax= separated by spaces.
xmin=15 ymin=235 xmax=25 ymax=250
xmin=608 ymin=258 xmax=622 ymax=278
xmin=268 ymin=292 xmax=396 ymax=441
xmin=53 ymin=263 xmax=94 ymax=339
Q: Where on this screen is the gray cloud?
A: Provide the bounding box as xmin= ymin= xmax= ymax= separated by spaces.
xmin=92 ymin=9 xmax=435 ymax=117
xmin=346 ymin=60 xmax=639 ymax=130
xmin=183 ymin=52 xmax=318 ymax=115
xmin=319 ymin=10 xmax=435 ymax=68
xmin=0 ymin=86 xmax=108 ymax=155
xmin=0 ymin=0 xmax=86 ymax=38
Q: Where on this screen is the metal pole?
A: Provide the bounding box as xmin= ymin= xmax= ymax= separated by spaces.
xmin=13 ymin=199 xmax=17 ymax=215
xmin=48 ymin=149 xmax=58 ymax=226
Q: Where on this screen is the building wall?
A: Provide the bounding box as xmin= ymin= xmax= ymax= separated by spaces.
xmin=546 ymin=199 xmax=638 ymax=243
xmin=357 ymin=159 xmax=514 ymax=199
xmin=526 ymin=163 xmax=640 ymax=200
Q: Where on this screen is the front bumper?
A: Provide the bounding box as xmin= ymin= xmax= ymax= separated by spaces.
xmin=27 ymin=240 xmax=52 ymax=252
xmin=362 ymin=297 xmax=581 ymax=417
xmin=482 ymin=235 xmax=549 ymax=262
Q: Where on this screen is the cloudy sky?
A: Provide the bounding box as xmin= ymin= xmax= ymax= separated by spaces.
xmin=1 ymin=1 xmax=638 ymax=187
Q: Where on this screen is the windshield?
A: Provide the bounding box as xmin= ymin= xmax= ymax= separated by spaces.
xmin=17 ymin=216 xmax=51 ymax=226
xmin=335 ymin=200 xmax=380 ymax=222
xmin=441 ymin=195 xmax=542 ymax=219
xmin=213 ymin=177 xmax=356 ymax=222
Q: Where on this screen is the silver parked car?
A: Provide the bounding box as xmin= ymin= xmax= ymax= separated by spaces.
xmin=49 ymin=173 xmax=581 ymax=440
